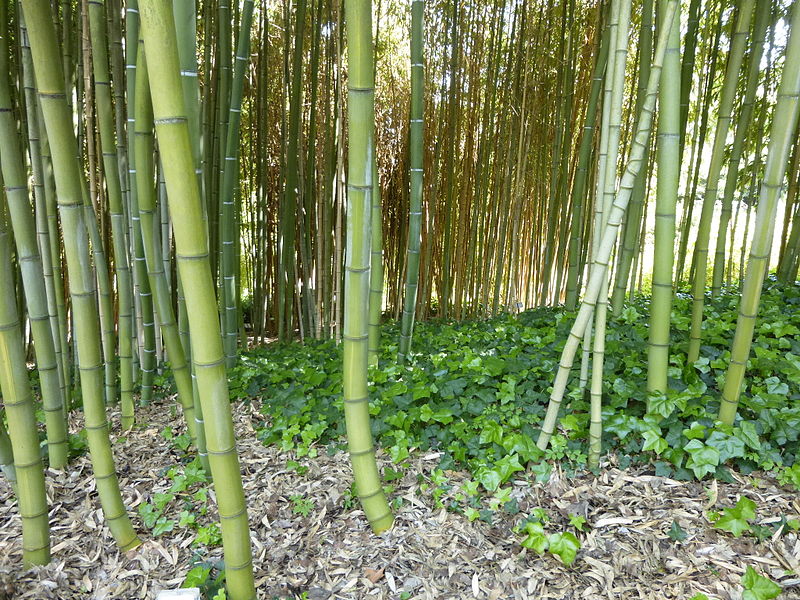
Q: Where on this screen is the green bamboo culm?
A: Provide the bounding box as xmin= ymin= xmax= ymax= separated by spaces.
xmin=87 ymin=0 xmax=135 ymax=430
xmin=537 ymin=0 xmax=678 ymax=453
xmin=0 ymin=414 xmax=16 ymax=487
xmin=125 ymin=0 xmax=141 ymax=394
xmin=20 ymin=17 xmax=71 ymax=413
xmin=588 ymin=0 xmax=632 ymax=469
xmin=134 ymin=45 xmax=197 ymax=445
xmin=711 ymin=0 xmax=772 ymax=296
xmin=0 ymin=197 xmax=50 ymax=567
xmin=20 ymin=0 xmax=141 ymax=552
xmin=220 ymin=0 xmax=255 ymax=367
xmin=687 ymin=0 xmax=755 ymax=363
xmin=718 ymin=2 xmax=800 ymax=425
xmin=0 ymin=13 xmax=68 ymax=468
xmin=367 ymin=162 xmax=383 ymax=366
xmin=564 ymin=21 xmax=608 ymax=312
xmin=398 ymin=0 xmax=424 ymax=362
xmin=609 ymin=0 xmax=653 ymax=315
xmin=646 ymin=0 xmax=680 ymax=396
xmin=137 ymin=2 xmax=256 ymax=597
xmin=343 ymin=0 xmax=394 ymax=533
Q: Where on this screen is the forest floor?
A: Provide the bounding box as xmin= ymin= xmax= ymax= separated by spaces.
xmin=1 ymin=401 xmax=800 ymax=600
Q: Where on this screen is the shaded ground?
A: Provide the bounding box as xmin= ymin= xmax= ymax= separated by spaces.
xmin=1 ymin=401 xmax=799 ymax=599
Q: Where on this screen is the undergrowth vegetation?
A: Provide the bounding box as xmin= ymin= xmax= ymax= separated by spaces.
xmin=219 ymin=278 xmax=800 ymax=492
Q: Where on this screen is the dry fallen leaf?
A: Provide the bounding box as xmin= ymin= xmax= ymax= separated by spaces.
xmin=364 ymin=567 xmax=385 ymax=583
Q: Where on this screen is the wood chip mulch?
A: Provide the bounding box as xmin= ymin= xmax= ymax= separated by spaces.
xmin=1 ymin=401 xmax=799 ymax=599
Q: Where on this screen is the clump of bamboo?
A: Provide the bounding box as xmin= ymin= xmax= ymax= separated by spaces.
xmin=719 ymin=3 xmax=800 ymax=425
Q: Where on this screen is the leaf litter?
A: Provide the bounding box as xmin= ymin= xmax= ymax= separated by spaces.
xmin=1 ymin=401 xmax=799 ymax=599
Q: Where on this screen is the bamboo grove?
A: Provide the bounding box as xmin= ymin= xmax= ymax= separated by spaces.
xmin=1 ymin=0 xmax=800 ymax=597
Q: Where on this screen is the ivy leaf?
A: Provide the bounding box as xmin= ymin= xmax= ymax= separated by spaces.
xmin=153 ymin=517 xmax=176 ymax=536
xmin=705 ymin=431 xmax=745 ymax=462
xmin=741 ymin=566 xmax=781 ymax=600
xmin=152 ymin=492 xmax=174 ymax=511
xmin=735 ymin=421 xmax=762 ymax=450
xmin=495 ymin=454 xmax=524 ymax=483
xmin=547 ymin=531 xmax=581 ymax=566
xmin=714 ymin=496 xmax=757 ymax=537
xmin=479 ymin=420 xmax=504 ymax=445
xmin=732 ymin=496 xmax=757 ymax=521
xmin=648 ymin=392 xmax=676 ymax=419
xmin=475 ymin=467 xmax=502 ymax=492
xmin=183 ymin=565 xmax=212 ymax=588
xmin=683 ymin=439 xmax=720 ymax=479
xmin=642 ymin=430 xmax=668 ymax=455
xmin=530 ymin=461 xmax=552 ymax=483
xmin=179 ymin=510 xmax=197 ymax=528
xmin=419 ymin=404 xmax=434 ymax=423
xmin=521 ymin=521 xmax=548 ymax=554
xmin=764 ymin=377 xmax=789 ymax=396
xmin=683 ymin=422 xmax=707 ymax=440
xmin=138 ymin=503 xmax=161 ymax=528
xmin=464 ymin=507 xmax=480 ymax=522
xmin=569 ymin=514 xmax=587 ymax=532
xmin=668 ymin=520 xmax=687 ymax=542
xmin=431 ymin=408 xmax=454 ymax=424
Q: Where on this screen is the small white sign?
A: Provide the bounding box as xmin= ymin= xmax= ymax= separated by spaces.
xmin=155 ymin=589 xmax=201 ymax=600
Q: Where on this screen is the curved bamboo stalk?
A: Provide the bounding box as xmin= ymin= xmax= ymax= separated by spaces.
xmin=564 ymin=21 xmax=608 ymax=312
xmin=610 ymin=0 xmax=653 ymax=316
xmin=588 ymin=0 xmax=632 ymax=469
xmin=537 ymin=0 xmax=677 ymax=452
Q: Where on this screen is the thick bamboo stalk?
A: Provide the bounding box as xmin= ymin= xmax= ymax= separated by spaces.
xmin=21 ymin=0 xmax=140 ymax=552
xmin=0 ymin=202 xmax=50 ymax=566
xmin=647 ymin=0 xmax=681 ymax=396
xmin=0 ymin=20 xmax=68 ymax=468
xmin=138 ymin=2 xmax=256 ymax=596
xmin=343 ymin=0 xmax=393 ymax=533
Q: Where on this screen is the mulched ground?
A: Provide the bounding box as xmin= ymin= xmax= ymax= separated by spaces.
xmin=1 ymin=401 xmax=799 ymax=600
